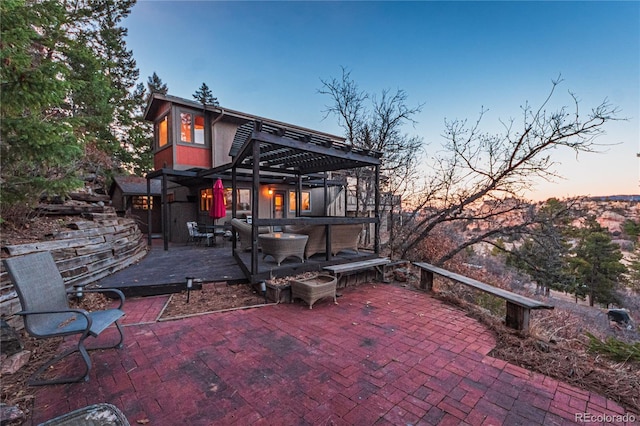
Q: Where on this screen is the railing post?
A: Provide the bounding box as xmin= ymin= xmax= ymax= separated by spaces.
xmin=420 ymin=269 xmax=434 ymax=291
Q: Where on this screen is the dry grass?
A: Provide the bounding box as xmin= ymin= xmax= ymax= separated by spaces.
xmin=160 ymin=282 xmax=265 ymax=319
xmin=436 ymin=291 xmax=640 ymax=414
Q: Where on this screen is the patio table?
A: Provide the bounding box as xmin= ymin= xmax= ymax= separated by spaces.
xmin=258 ymin=233 xmax=308 ymax=266
xmin=200 ymin=224 xmax=228 ymax=246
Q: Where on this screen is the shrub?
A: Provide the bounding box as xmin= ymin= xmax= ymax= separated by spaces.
xmin=585 ymin=332 xmax=640 ymax=363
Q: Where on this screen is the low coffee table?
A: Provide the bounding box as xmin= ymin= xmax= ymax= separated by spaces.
xmin=258 ymin=233 xmax=308 ymax=266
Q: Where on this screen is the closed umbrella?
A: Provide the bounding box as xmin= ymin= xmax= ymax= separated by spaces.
xmin=209 ymin=178 xmax=226 ymax=221
xmin=209 ymin=179 xmax=226 ymax=244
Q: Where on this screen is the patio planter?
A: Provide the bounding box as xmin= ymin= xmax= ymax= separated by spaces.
xmin=290 ymin=274 xmax=337 ymax=309
xmin=266 ymin=282 xmax=291 ymax=303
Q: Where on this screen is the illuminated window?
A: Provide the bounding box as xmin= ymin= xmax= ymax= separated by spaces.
xmin=180 ymin=112 xmax=205 ymax=144
xmin=180 ymin=113 xmax=192 ymax=142
xmin=157 ymin=115 xmax=169 ymax=147
xmin=200 ymin=188 xmax=212 ymax=211
xmin=224 ymin=188 xmax=251 ymax=211
xmin=194 ymin=115 xmax=205 ymax=144
xmin=132 ymin=196 xmax=153 ymax=210
xmin=289 ymin=191 xmax=311 ymax=212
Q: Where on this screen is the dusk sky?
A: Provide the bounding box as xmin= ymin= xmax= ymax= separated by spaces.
xmin=124 ymin=1 xmax=639 ymax=201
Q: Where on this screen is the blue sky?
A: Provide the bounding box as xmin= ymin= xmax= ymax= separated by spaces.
xmin=124 ymin=1 xmax=639 ymax=201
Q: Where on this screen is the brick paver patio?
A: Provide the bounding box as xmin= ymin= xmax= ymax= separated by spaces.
xmin=32 ymin=284 xmax=634 ymax=425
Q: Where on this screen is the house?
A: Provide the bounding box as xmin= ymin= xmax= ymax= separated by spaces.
xmin=109 ymin=176 xmax=162 ymax=235
xmin=143 ymin=92 xmax=387 ymax=282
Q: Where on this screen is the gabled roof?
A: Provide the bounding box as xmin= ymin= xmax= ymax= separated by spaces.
xmin=144 ymin=92 xmax=382 ymax=176
xmin=144 ymin=93 xmax=345 ymax=144
xmin=110 ymin=176 xmax=162 ymax=196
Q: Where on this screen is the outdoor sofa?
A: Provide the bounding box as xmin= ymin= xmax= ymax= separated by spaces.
xmin=284 ymin=223 xmax=363 ymax=258
xmin=230 ymin=218 xmax=270 ymax=251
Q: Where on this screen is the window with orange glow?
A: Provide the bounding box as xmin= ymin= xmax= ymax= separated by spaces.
xmin=157 ymin=115 xmax=169 ymax=147
xmin=224 ymin=188 xmax=251 ymax=211
xmin=194 ymin=115 xmax=205 ymax=144
xmin=200 ymin=188 xmax=212 ymax=211
xmin=180 ymin=112 xmax=205 ymax=144
xmin=289 ymin=191 xmax=311 ymax=212
xmin=132 ymin=196 xmax=153 ymax=210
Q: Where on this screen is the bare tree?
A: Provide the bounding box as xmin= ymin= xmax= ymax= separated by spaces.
xmin=400 ymin=77 xmax=620 ymax=265
xmin=319 ymin=67 xmax=424 ymax=252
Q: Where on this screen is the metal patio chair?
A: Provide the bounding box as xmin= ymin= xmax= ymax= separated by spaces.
xmin=186 ymin=221 xmax=213 ymax=246
xmin=3 ymin=251 xmax=125 ymax=385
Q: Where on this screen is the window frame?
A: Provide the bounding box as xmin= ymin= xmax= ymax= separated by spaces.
xmin=200 ymin=188 xmax=212 ymax=212
xmin=155 ymin=113 xmax=170 ymax=149
xmin=224 ymin=188 xmax=251 ymax=212
xmin=132 ymin=195 xmax=153 ymax=210
xmin=289 ymin=191 xmax=311 ymax=213
xmin=178 ymin=109 xmax=206 ymax=146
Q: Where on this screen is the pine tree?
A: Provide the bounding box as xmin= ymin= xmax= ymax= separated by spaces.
xmin=626 ymin=250 xmax=640 ymax=293
xmin=571 ymin=218 xmax=627 ymax=307
xmin=193 ymin=82 xmax=219 ymax=106
xmin=119 ymin=83 xmax=153 ymax=175
xmin=0 ymin=0 xmax=143 ymax=219
xmin=68 ymin=0 xmax=141 ymax=175
xmin=507 ymin=198 xmax=575 ymax=296
xmin=1 ymin=0 xmax=84 ymax=216
xmin=147 ymin=72 xmax=168 ymax=96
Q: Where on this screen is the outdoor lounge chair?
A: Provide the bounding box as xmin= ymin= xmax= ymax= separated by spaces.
xmin=3 ymin=251 xmax=125 ymax=385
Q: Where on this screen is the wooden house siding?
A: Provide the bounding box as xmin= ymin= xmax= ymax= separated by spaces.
xmin=176 ymin=144 xmax=211 ymax=168
xmin=154 ymin=146 xmax=173 ymax=170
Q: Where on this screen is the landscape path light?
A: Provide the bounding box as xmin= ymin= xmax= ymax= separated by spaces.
xmin=259 ymin=281 xmax=267 ymax=304
xmin=72 ymin=284 xmax=85 ymax=300
xmin=186 ymin=276 xmax=194 ymax=304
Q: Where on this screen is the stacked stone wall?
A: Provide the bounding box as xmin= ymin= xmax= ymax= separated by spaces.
xmin=0 ymin=207 xmax=147 ymax=329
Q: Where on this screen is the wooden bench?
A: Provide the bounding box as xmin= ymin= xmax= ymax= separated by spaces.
xmin=323 ymin=258 xmax=390 ymax=286
xmin=413 ymin=262 xmax=553 ymax=331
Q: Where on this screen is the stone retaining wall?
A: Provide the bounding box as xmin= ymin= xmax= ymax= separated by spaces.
xmin=0 ymin=208 xmax=147 ymax=329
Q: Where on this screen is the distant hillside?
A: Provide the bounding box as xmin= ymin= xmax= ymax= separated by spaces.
xmin=586 ymin=195 xmax=640 ymax=202
xmin=573 ymin=196 xmax=640 ymax=237
xmin=462 ymin=195 xmax=640 ymax=257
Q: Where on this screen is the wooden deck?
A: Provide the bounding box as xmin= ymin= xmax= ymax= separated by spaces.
xmin=96 ymin=241 xmax=245 ymax=296
xmin=96 ymin=239 xmax=382 ymax=296
xmin=233 ymin=247 xmax=379 ymax=283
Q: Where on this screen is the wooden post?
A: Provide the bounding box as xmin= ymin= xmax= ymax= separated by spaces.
xmin=162 ymin=173 xmax=168 ymax=251
xmin=251 ymin=138 xmax=260 ymax=275
xmin=146 ymin=176 xmax=152 ymax=247
xmin=323 ymin=175 xmax=328 ymax=216
xmin=374 ymin=165 xmax=380 ymax=255
xmin=420 ymin=269 xmax=434 ymax=291
xmin=231 ymin=166 xmax=237 ymax=252
xmin=506 ymin=302 xmax=529 ymax=331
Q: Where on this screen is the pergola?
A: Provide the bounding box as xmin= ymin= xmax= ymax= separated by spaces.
xmin=147 ymin=119 xmax=384 ymax=282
